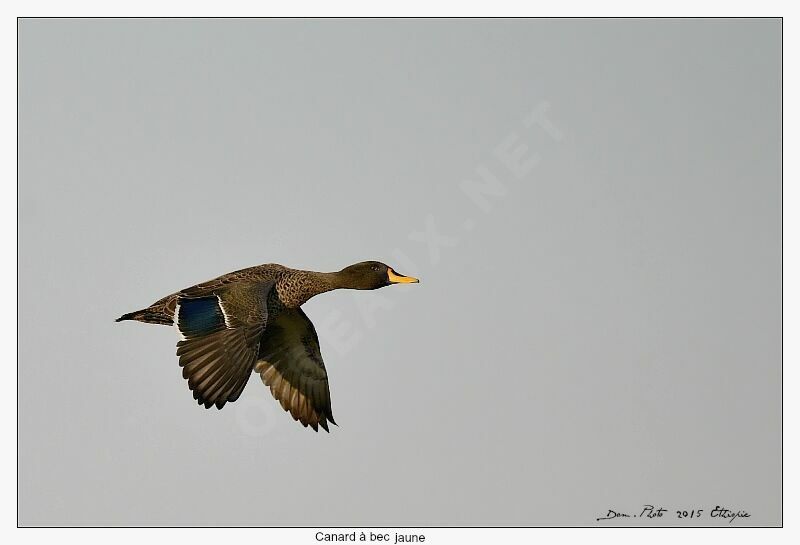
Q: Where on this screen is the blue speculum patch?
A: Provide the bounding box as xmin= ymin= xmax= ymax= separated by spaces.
xmin=177 ymin=296 xmax=225 ymax=337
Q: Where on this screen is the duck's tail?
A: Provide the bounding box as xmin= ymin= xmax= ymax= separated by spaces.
xmin=116 ymin=306 xmax=173 ymax=326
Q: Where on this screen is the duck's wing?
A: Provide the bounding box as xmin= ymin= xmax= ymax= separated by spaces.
xmin=255 ymin=308 xmax=336 ymax=432
xmin=174 ymin=282 xmax=274 ymax=409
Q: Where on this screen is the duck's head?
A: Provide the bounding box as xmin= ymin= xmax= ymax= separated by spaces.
xmin=337 ymin=261 xmax=419 ymax=290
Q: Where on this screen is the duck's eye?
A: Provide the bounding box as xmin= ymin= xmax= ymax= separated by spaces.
xmin=371 ymin=265 xmax=380 ymax=271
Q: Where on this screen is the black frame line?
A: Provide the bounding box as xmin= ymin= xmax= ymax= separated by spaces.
xmin=15 ymin=15 xmax=784 ymax=530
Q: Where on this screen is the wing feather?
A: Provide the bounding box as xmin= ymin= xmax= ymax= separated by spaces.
xmin=173 ymin=283 xmax=273 ymax=409
xmin=255 ymin=309 xmax=336 ymax=432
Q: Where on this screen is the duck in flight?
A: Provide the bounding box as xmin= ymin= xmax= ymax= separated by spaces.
xmin=116 ymin=261 xmax=419 ymax=432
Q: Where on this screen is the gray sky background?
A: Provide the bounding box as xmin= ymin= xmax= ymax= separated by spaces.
xmin=19 ymin=18 xmax=781 ymax=526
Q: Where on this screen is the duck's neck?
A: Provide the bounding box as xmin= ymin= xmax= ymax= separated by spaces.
xmin=276 ymin=269 xmax=358 ymax=308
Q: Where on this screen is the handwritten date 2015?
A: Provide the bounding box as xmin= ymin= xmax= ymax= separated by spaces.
xmin=596 ymin=505 xmax=750 ymax=524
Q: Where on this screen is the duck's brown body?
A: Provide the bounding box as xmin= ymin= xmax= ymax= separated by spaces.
xmin=119 ymin=264 xmax=341 ymax=325
xmin=117 ymin=261 xmax=418 ymax=432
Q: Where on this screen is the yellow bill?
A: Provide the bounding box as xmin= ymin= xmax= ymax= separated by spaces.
xmin=387 ymin=267 xmax=419 ymax=284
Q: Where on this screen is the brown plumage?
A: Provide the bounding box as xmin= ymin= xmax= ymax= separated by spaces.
xmin=116 ymin=261 xmax=419 ymax=432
